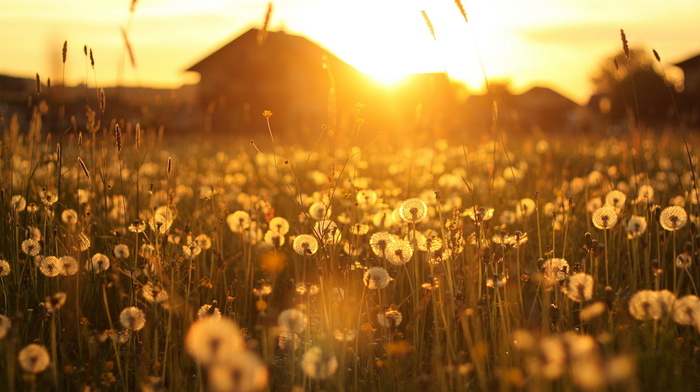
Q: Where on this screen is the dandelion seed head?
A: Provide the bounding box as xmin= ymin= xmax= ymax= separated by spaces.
xmin=364 ymin=267 xmax=390 ymax=289
xmin=37 ymin=255 xmax=61 ymax=277
xmin=277 ymin=309 xmax=307 ymax=334
xmin=377 ymin=309 xmax=403 ymax=328
xmin=18 ymin=344 xmax=50 ymax=374
xmin=292 ymin=234 xmax=319 ymax=256
xmin=59 ymin=256 xmax=78 ymax=276
xmin=186 ymin=317 xmax=244 ymax=365
xmin=564 ymin=273 xmax=594 ymax=302
xmin=386 ymin=239 xmax=413 ymax=265
xmin=119 ymin=306 xmax=146 ymax=331
xmin=660 ymin=206 xmax=687 ymax=231
xmin=301 ymin=346 xmax=338 ymax=380
xmin=91 ymin=253 xmax=110 ymax=272
xmin=399 ymin=198 xmax=428 ymax=223
xmin=592 ymin=206 xmax=618 ymax=229
xmin=0 ymin=259 xmax=10 ymax=277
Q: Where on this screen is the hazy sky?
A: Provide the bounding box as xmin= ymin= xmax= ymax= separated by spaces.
xmin=1 ymin=0 xmax=699 ymax=103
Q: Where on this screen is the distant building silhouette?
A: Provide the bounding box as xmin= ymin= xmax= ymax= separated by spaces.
xmin=464 ymin=86 xmax=581 ymax=135
xmin=186 ymin=28 xmax=374 ymax=137
xmin=675 ymin=53 xmax=700 ymax=125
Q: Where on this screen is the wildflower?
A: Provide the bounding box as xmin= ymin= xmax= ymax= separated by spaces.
xmin=197 ymin=302 xmax=222 ymax=321
xmin=418 ymin=232 xmax=443 ymax=252
xmin=657 ymin=290 xmax=677 ymax=315
xmin=194 ymin=234 xmax=212 ymax=250
xmin=350 ymin=223 xmax=370 ymax=235
xmin=0 ymin=259 xmax=10 ymax=277
xmin=372 ymin=208 xmax=397 ymax=229
xmin=295 ymin=283 xmax=320 ymax=295
xmin=91 ymin=253 xmax=110 ymax=272
xmin=516 ymin=198 xmax=536 ymax=219
xmin=579 ymin=302 xmax=606 ymax=321
xmin=540 ymin=336 xmax=566 ymax=379
xmin=268 ymin=217 xmax=290 ymax=235
xmin=61 ymin=209 xmax=79 ymax=225
xmin=292 ymin=234 xmax=318 ymax=256
xmin=277 ymin=309 xmax=307 ymax=334
xmin=113 ymin=244 xmax=130 ymax=259
xmin=564 ymin=273 xmax=594 ymax=302
xmin=139 ymin=243 xmax=156 ymax=258
xmin=77 ymin=232 xmax=91 ymax=251
xmin=182 ymin=243 xmax=202 ymax=259
xmin=119 ymin=307 xmax=146 ymax=331
xmin=637 ymin=185 xmax=654 ymax=203
xmin=308 ymin=202 xmax=330 ymax=220
xmin=511 ymin=231 xmax=529 ymax=248
xmin=659 ymin=206 xmax=687 ymax=231
xmin=40 ymin=189 xmax=58 ymax=206
xmin=464 ymin=206 xmax=495 ymax=223
xmin=0 ymin=315 xmax=10 ymax=340
xmin=377 ymin=309 xmax=403 ymax=328
xmin=149 ymin=206 xmax=176 ymax=234
xmin=141 ymin=282 xmax=169 ymax=304
xmin=399 ymin=198 xmax=428 ymax=223
xmin=605 ymin=190 xmax=627 ymax=210
xmin=45 ymin=292 xmax=67 ymax=312
xmin=59 ymin=256 xmax=78 ymax=276
xmin=673 ymin=295 xmax=700 ymax=326
xmin=128 ymin=219 xmax=146 ymax=233
xmin=626 ymin=215 xmax=647 ymax=239
xmin=369 ymin=231 xmax=395 ymax=259
xmin=207 ymin=350 xmax=268 ymax=392
xmin=263 ymin=230 xmax=285 ymax=247
xmin=587 ymin=170 xmax=603 ymax=186
xmin=18 ymin=344 xmax=51 ymax=373
xmin=364 ymin=267 xmax=390 ymax=289
xmin=592 ymin=206 xmax=618 ymax=229
xmin=541 ymin=258 xmax=569 ymax=284
xmin=37 ymin=256 xmax=61 ymax=277
xmin=628 ymin=290 xmax=664 ymax=320
xmin=500 ymin=210 xmax=516 ymax=225
xmin=313 ymin=219 xmax=341 ymax=244
xmin=301 ymin=347 xmax=338 ymax=380
xmin=21 ymin=239 xmax=41 ymax=257
xmin=186 ymin=317 xmax=244 ymax=365
xmin=356 ymin=189 xmax=378 ymax=209
xmin=11 ymin=195 xmax=27 ymax=211
xmin=586 ymin=197 xmax=602 ymax=213
xmin=677 ymin=253 xmax=692 ymax=269
xmin=386 ymin=239 xmax=413 ymax=265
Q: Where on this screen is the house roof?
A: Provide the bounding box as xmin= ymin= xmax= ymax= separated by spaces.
xmin=186 ymin=28 xmax=355 ymax=75
xmin=518 ymin=86 xmax=579 ymax=108
xmin=674 ymin=53 xmax=700 ymax=70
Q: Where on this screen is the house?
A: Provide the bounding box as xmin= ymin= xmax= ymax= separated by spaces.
xmin=674 ymin=53 xmax=700 ymax=125
xmin=675 ymin=53 xmax=700 ymax=98
xmin=463 ymin=86 xmax=581 ymax=135
xmin=186 ymin=28 xmax=375 ymax=136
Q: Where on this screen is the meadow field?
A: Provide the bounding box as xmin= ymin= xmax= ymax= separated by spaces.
xmin=1 ymin=103 xmax=700 ymax=392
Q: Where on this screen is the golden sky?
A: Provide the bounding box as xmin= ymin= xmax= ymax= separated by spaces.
xmin=1 ymin=0 xmax=699 ymax=104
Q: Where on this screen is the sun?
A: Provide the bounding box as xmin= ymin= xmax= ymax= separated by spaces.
xmin=302 ymin=1 xmax=520 ymax=91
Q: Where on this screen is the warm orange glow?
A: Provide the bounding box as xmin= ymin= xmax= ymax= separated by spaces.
xmin=0 ymin=0 xmax=698 ymax=104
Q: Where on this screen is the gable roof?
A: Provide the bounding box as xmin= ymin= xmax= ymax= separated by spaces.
xmin=186 ymin=28 xmax=355 ymax=75
xmin=674 ymin=53 xmax=700 ymax=70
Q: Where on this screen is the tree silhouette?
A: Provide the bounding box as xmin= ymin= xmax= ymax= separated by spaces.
xmin=591 ymin=47 xmax=678 ymax=127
